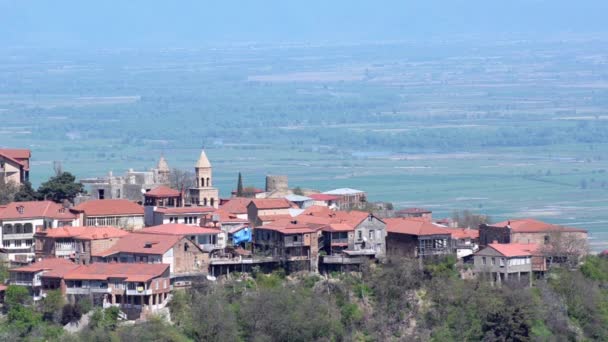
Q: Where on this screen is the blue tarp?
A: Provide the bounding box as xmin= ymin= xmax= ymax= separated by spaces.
xmin=232 ymin=227 xmax=252 ymax=245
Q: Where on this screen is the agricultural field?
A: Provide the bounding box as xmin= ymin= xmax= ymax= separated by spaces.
xmin=1 ymin=38 xmax=607 ymax=250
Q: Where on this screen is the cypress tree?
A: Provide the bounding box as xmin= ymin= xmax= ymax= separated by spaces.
xmin=237 ymin=172 xmax=244 ymax=197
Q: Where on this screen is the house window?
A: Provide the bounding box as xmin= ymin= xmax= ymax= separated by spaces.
xmin=491 ymin=257 xmax=495 ymax=265
xmin=14 ymin=240 xmax=21 ymax=247
xmin=25 ymin=239 xmax=32 ymax=247
xmin=369 ymin=230 xmax=374 ymax=239
xmin=2 ymin=224 xmax=13 ymax=235
xmin=357 ymin=231 xmax=362 ymax=240
xmin=3 ymin=241 xmax=10 ymax=248
xmin=544 ymin=235 xmax=550 ymax=244
xmin=482 ymin=257 xmax=486 ymax=265
xmin=184 ymin=243 xmax=189 ymax=252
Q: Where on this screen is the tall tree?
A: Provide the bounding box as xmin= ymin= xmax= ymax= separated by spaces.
xmin=236 ymin=172 xmax=244 ymax=197
xmin=14 ymin=181 xmax=40 ymax=202
xmin=37 ymin=172 xmax=83 ymax=203
xmin=0 ymin=177 xmax=19 ymax=205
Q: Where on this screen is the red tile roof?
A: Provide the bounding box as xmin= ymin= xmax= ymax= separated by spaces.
xmin=95 ymin=233 xmax=182 ymax=257
xmin=220 ymin=198 xmax=252 ymax=214
xmin=145 ymin=186 xmax=181 ymax=198
xmin=10 ymin=258 xmax=78 ymax=276
xmin=73 ymin=199 xmax=144 ymax=216
xmin=154 ymin=206 xmax=215 ymax=214
xmin=257 ymin=219 xmax=325 ymax=234
xmin=491 ymin=218 xmax=587 ymax=233
xmin=308 ymin=194 xmax=339 ymax=201
xmin=64 ymin=263 xmax=169 ymax=282
xmin=297 ymin=206 xmax=371 ymax=230
xmin=448 ymin=228 xmax=479 ymax=240
xmin=0 ymin=201 xmax=76 ymax=220
xmin=249 ymin=198 xmax=292 ymax=210
xmin=485 ymin=243 xmax=540 ymax=257
xmin=258 ymin=214 xmax=293 ymax=223
xmin=0 ymin=149 xmax=30 ymax=170
xmin=209 ymin=209 xmax=249 ymax=223
xmin=138 ymin=223 xmax=220 ymax=236
xmin=385 ymin=218 xmax=451 ymax=236
xmin=35 ymin=226 xmax=129 ymax=240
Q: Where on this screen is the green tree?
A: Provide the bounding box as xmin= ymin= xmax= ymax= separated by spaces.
xmin=41 ymin=289 xmax=65 ymax=323
xmin=37 ymin=171 xmax=83 ymax=203
xmin=293 ymin=186 xmax=304 ymax=196
xmin=236 ymin=172 xmax=244 ymax=197
xmin=14 ymin=181 xmax=40 ymax=202
xmin=0 ymin=177 xmax=19 ymax=205
xmin=4 ymin=285 xmax=31 ymax=312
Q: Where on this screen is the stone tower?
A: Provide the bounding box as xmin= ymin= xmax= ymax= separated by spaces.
xmin=156 ymin=155 xmax=170 ymax=185
xmin=189 ymin=150 xmax=219 ymax=208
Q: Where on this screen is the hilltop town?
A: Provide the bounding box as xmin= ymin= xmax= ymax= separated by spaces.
xmin=0 ymin=147 xmax=603 ymax=340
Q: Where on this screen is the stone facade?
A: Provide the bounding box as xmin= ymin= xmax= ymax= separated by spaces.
xmin=80 ymin=156 xmax=171 ymax=202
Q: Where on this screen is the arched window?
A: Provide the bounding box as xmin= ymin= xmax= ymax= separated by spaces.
xmin=203 ymin=198 xmax=208 ymax=206
xmin=2 ymin=224 xmax=13 ymax=235
xmin=206 ymin=177 xmax=210 ymax=187
xmin=14 ymin=223 xmax=23 ymax=234
xmin=201 ymin=178 xmax=204 ymax=188
xmin=210 ymin=198 xmax=215 ymax=207
xmin=24 ymin=223 xmax=33 ymax=234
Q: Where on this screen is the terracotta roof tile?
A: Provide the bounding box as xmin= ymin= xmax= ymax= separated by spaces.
xmin=249 ymin=198 xmax=292 ymax=210
xmin=485 ymin=243 xmax=540 ymax=257
xmin=95 ymin=233 xmax=182 ymax=257
xmin=64 ymin=263 xmax=169 ymax=282
xmin=257 ymin=219 xmax=325 ymax=234
xmin=35 ymin=226 xmax=129 ymax=240
xmin=448 ymin=228 xmax=479 ymax=240
xmin=220 ymin=198 xmax=252 ymax=214
xmin=491 ymin=218 xmax=587 ymax=233
xmin=10 ymin=258 xmax=78 ymax=276
xmin=138 ymin=223 xmax=220 ymax=236
xmin=154 ymin=206 xmax=214 ymax=214
xmin=145 ymin=186 xmax=181 ymax=198
xmin=73 ymin=199 xmax=144 ymax=216
xmin=385 ymin=217 xmax=451 ymax=236
xmin=0 ymin=201 xmax=76 ymax=220
xmin=308 ymin=194 xmax=340 ymax=201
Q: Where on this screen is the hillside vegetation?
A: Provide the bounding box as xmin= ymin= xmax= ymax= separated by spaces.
xmin=4 ymin=256 xmax=606 ymax=341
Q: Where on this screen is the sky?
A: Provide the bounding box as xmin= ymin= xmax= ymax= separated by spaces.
xmin=1 ymin=0 xmax=607 ymax=48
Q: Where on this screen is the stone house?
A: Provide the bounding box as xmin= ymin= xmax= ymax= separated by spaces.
xmin=219 ymin=198 xmax=252 ymax=220
xmin=92 ymin=233 xmax=209 ymax=280
xmin=247 ymin=198 xmax=293 ymax=226
xmin=253 ymin=219 xmax=325 ymax=272
xmin=479 ymin=219 xmax=588 ymax=262
xmin=34 ymin=226 xmax=128 ymax=262
xmin=473 ymin=243 xmax=546 ymax=285
xmin=384 ymin=218 xmax=453 ymax=259
xmin=80 ymin=156 xmax=170 ymax=202
xmin=394 ymin=208 xmax=432 ymax=221
xmin=138 ymin=223 xmax=226 ymax=252
xmin=294 ymin=206 xmax=387 ymax=270
xmin=0 ymin=149 xmax=30 ymax=185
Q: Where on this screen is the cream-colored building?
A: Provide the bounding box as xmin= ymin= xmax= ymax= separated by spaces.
xmin=0 ymin=149 xmax=31 ymax=185
xmin=189 ymin=150 xmax=219 ymax=208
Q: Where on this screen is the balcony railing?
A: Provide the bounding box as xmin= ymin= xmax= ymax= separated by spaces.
xmin=284 ymin=240 xmax=304 ymax=247
xmin=323 ymin=255 xmax=367 ymax=264
xmin=330 ymin=238 xmax=348 ymax=245
xmin=66 ymin=288 xmax=91 ymax=295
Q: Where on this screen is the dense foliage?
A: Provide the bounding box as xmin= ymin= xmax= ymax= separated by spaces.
xmin=1 ymin=256 xmax=608 ymax=340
